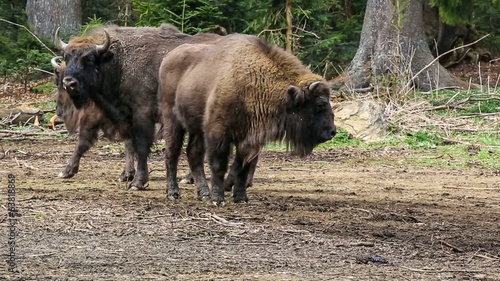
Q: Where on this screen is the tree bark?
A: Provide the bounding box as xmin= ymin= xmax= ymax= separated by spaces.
xmin=285 ymin=0 xmax=293 ymax=52
xmin=26 ymin=0 xmax=82 ymax=41
xmin=345 ymin=0 xmax=462 ymax=92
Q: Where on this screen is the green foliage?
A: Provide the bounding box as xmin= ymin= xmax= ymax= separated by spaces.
xmin=131 ymin=0 xmax=229 ymax=34
xmin=32 ymin=81 xmax=56 ymax=95
xmin=0 ymin=1 xmax=54 ymax=84
xmin=430 ymin=0 xmax=474 ymax=24
xmin=472 ymin=0 xmax=500 ymax=56
xmin=81 ymin=15 xmax=105 ymax=34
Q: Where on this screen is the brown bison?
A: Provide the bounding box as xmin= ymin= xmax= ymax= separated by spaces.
xmin=51 ymin=56 xmax=136 ymax=181
xmin=54 ymin=24 xmax=223 ymax=190
xmin=158 ymin=35 xmax=336 ymax=206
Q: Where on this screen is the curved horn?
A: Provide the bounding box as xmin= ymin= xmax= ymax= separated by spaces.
xmin=54 ymin=27 xmax=68 ymax=51
xmin=96 ymin=30 xmax=111 ymax=55
xmin=50 ymin=56 xmax=63 ymax=70
xmin=308 ymin=81 xmax=321 ymax=92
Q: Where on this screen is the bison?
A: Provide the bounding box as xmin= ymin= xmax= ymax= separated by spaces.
xmin=54 ymin=24 xmax=223 ymax=190
xmin=158 ymin=35 xmax=336 ymax=206
xmin=51 ymin=56 xmax=136 ymax=181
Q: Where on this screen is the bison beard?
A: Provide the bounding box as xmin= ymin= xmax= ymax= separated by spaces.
xmin=159 ymin=35 xmax=336 ymax=206
xmin=54 ymin=24 xmax=224 ymax=190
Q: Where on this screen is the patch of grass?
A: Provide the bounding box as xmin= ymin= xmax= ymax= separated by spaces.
xmin=32 ymin=81 xmax=56 ymax=95
xmin=424 ymin=89 xmax=500 ymax=115
xmin=33 ymin=100 xmax=56 ymax=111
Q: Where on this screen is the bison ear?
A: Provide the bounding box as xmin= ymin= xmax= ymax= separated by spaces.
xmin=285 ymin=86 xmax=306 ymax=108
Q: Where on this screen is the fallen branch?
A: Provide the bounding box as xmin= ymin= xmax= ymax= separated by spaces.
xmin=401 ymin=266 xmax=482 ymax=273
xmin=0 ymin=129 xmax=67 ymax=136
xmin=473 ymin=253 xmax=500 ymax=261
xmin=200 ymin=212 xmax=244 ymax=227
xmin=439 ymin=240 xmax=464 ymax=253
xmin=423 ymin=96 xmax=471 ymax=111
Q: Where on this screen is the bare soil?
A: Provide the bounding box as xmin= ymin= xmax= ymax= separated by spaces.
xmin=0 ymin=138 xmax=499 ymax=280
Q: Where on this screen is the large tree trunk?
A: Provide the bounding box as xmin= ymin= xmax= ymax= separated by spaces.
xmin=26 ymin=0 xmax=82 ymax=41
xmin=345 ymin=0 xmax=462 ymax=92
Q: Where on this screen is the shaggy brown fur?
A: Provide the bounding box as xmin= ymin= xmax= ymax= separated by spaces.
xmin=159 ymin=35 xmax=336 ymax=205
xmin=57 ymin=24 xmax=224 ymax=190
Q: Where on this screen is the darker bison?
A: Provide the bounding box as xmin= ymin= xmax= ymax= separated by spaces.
xmin=158 ymin=35 xmax=336 ymax=206
xmin=54 ymin=24 xmax=223 ymax=190
xmin=51 ymin=56 xmax=136 ymax=181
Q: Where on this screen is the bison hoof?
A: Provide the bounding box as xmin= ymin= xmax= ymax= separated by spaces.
xmin=212 ymin=200 xmax=226 ymax=207
xmin=58 ymin=167 xmax=77 ymax=178
xmin=120 ymin=171 xmax=135 ymax=182
xmin=58 ymin=171 xmax=74 ymax=178
xmin=179 ymin=173 xmax=194 ymax=184
xmin=234 ymin=196 xmax=249 ymax=204
xmin=167 ymin=190 xmax=181 ymax=201
xmin=128 ymin=182 xmax=148 ymax=191
xmin=198 ymin=187 xmax=211 ymax=201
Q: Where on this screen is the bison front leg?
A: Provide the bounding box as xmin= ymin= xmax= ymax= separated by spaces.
xmin=186 ymin=133 xmax=210 ymax=201
xmin=119 ymin=139 xmax=136 ymax=182
xmin=206 ymin=136 xmax=231 ymax=206
xmin=163 ymin=119 xmax=185 ymax=200
xmin=59 ymin=124 xmax=99 ymax=178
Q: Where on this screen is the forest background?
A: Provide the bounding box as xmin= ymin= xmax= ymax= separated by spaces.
xmin=1 ymin=0 xmax=499 ymax=85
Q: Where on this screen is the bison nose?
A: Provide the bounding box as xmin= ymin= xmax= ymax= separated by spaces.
xmin=62 ymin=77 xmax=78 ymax=91
xmin=331 ymin=126 xmax=337 ymax=138
xmin=320 ymin=126 xmax=336 ymax=142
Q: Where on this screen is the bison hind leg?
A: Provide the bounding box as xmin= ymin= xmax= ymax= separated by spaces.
xmin=119 ymin=170 xmax=135 ymax=182
xmin=120 ymin=139 xmax=136 ymax=182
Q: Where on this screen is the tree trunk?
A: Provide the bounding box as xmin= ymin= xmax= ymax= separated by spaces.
xmin=345 ymin=0 xmax=462 ymax=92
xmin=285 ymin=0 xmax=293 ymax=52
xmin=26 ymin=0 xmax=82 ymax=41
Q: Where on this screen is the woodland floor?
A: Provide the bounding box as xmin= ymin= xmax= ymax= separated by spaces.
xmin=0 ymin=139 xmax=499 ymax=280
xmin=0 ymin=61 xmax=499 ymax=280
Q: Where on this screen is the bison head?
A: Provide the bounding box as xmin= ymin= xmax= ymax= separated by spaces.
xmin=54 ymin=27 xmax=112 ymax=109
xmin=283 ymin=81 xmax=336 ymax=157
xmin=51 ymin=56 xmax=81 ymax=134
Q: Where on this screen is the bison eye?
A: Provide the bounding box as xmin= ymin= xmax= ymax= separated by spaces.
xmin=317 ymin=102 xmax=328 ymax=111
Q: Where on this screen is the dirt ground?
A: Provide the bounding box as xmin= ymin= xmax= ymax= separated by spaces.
xmin=0 ymin=137 xmax=499 ymax=280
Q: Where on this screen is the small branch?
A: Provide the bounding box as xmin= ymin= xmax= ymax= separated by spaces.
xmin=401 ymin=266 xmax=482 ymax=273
xmin=423 ymin=96 xmax=470 ymax=111
xmin=0 ymin=18 xmax=57 ymax=56
xmin=439 ymin=240 xmax=464 ymax=253
xmin=293 ymin=26 xmax=320 ymax=39
xmin=473 ymin=253 xmax=500 ymax=261
xmin=405 ymin=34 xmax=490 ymax=90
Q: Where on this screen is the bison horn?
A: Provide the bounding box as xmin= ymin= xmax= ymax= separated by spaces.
xmin=50 ymin=56 xmax=63 ymax=70
xmin=309 ymin=81 xmax=321 ymax=92
xmin=54 ymin=27 xmax=68 ymax=51
xmin=96 ymin=30 xmax=111 ymax=55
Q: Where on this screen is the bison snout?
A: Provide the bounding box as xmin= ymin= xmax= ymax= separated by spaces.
xmin=320 ymin=126 xmax=336 ymax=142
xmin=63 ymin=77 xmax=78 ymax=92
